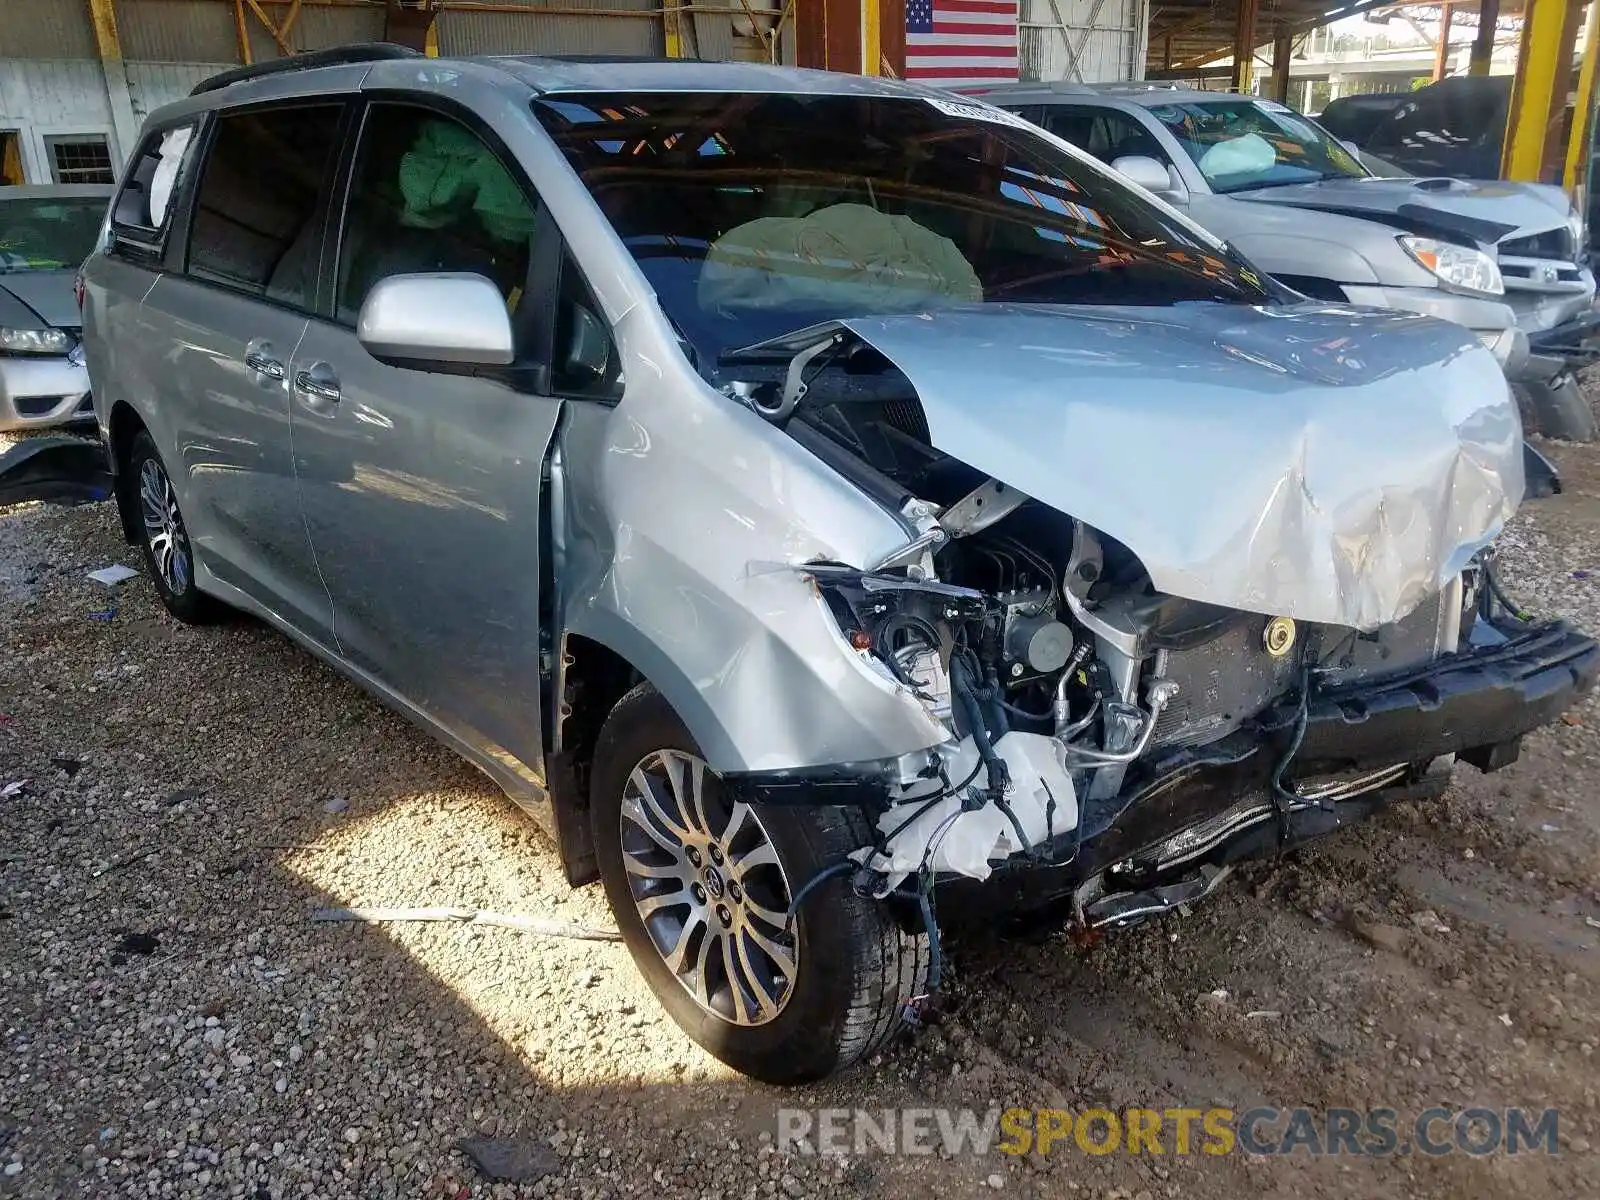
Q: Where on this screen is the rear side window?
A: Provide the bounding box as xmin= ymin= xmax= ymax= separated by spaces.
xmin=185 ymin=105 xmax=342 ymax=310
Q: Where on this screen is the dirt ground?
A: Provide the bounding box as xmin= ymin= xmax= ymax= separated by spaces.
xmin=2 ymin=423 xmax=1598 ymax=1200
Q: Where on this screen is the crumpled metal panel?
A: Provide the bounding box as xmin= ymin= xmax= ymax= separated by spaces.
xmin=832 ymin=303 xmax=1522 ymax=631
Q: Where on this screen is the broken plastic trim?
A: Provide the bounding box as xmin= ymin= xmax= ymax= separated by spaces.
xmin=0 ymin=436 xmax=112 ymax=509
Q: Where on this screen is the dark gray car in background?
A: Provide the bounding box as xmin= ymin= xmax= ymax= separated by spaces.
xmin=28 ymin=47 xmax=1596 ymax=1082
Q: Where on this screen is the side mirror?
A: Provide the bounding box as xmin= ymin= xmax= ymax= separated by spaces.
xmin=1111 ymin=155 xmax=1187 ymax=203
xmin=357 ymin=272 xmax=514 ymax=367
xmin=563 ymin=304 xmax=612 ymax=384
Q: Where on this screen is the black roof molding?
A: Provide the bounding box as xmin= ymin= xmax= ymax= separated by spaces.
xmin=190 ymin=43 xmax=423 ymax=97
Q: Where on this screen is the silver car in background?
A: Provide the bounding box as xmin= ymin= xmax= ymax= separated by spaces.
xmin=62 ymin=48 xmax=1596 ymax=1083
xmin=0 ymin=184 xmax=111 ymax=431
xmin=970 ymin=83 xmax=1600 ymax=439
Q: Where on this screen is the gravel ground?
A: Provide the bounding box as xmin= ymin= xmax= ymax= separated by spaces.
xmin=2 ymin=406 xmax=1599 ymax=1200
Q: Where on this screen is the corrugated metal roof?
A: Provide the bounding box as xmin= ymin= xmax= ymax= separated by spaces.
xmin=439 ymin=8 xmax=662 ymax=58
xmin=293 ymin=5 xmax=386 ymax=51
xmin=0 ymin=0 xmax=97 ymax=59
xmin=117 ymin=0 xmax=240 ymax=64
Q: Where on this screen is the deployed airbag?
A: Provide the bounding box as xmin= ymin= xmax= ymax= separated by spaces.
xmin=700 ymin=203 xmax=982 ymax=313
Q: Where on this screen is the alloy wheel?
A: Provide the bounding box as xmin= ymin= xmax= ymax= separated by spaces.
xmin=619 ymin=749 xmax=798 ymax=1026
xmin=139 ymin=457 xmax=190 ymax=594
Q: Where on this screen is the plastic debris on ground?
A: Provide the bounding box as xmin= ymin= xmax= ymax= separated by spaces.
xmin=87 ymin=565 xmax=138 ymax=586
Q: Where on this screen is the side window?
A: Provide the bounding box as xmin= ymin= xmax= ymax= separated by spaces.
xmin=185 ymin=105 xmax=342 ymax=310
xmin=111 ymin=122 xmax=200 ymax=250
xmin=335 ymin=104 xmax=539 ymax=325
xmin=1094 ymin=112 xmax=1170 ymax=167
xmin=1041 ymin=106 xmax=1099 ymax=154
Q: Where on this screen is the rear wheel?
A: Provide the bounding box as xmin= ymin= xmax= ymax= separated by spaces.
xmin=128 ymin=431 xmax=224 ymax=625
xmin=590 ymin=684 xmax=928 ymax=1083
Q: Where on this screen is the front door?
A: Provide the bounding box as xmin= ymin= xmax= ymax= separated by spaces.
xmin=288 ymin=101 xmax=563 ymax=779
xmin=151 ymin=102 xmax=345 ymax=639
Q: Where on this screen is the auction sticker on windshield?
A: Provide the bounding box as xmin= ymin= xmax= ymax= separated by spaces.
xmin=925 ymin=96 xmax=1036 ymax=132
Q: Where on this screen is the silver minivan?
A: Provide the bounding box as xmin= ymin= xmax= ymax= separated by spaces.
xmin=75 ymin=47 xmax=1596 ymax=1082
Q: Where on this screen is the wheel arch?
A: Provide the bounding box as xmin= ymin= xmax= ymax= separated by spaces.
xmin=107 ymin=399 xmax=149 ymax=545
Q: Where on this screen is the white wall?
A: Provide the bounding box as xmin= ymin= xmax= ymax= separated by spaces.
xmin=0 ymin=59 xmax=226 ymax=183
xmin=0 ymin=59 xmax=116 ymax=183
xmin=1021 ymin=0 xmax=1147 ymax=83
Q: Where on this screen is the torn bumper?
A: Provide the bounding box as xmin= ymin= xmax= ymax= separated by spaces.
xmin=0 ymin=435 xmax=113 ymax=508
xmin=1294 ymin=618 xmax=1599 ymax=771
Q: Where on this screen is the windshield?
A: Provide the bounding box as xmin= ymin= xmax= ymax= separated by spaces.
xmin=532 ymin=92 xmax=1273 ymax=364
xmin=1145 ymin=99 xmax=1367 ymax=194
xmin=0 ymin=197 xmax=105 ymax=273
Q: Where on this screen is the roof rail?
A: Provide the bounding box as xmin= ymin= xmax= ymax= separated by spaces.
xmin=190 ymin=43 xmax=422 ymax=96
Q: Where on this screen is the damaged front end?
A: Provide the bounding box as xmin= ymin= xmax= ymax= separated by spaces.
xmin=720 ymin=305 xmax=1599 ymax=965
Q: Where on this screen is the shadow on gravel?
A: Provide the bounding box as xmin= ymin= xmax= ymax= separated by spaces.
xmin=2 ymin=495 xmax=1598 ymax=1200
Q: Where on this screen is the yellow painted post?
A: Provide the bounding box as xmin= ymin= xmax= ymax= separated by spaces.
xmin=664 ymin=5 xmax=685 ymax=57
xmin=1502 ymin=0 xmax=1579 ymax=180
xmin=86 ymin=0 xmax=139 ymax=164
xmin=863 ymin=0 xmax=882 ymax=74
xmin=1565 ymin=3 xmax=1600 ymax=191
xmin=425 ymin=7 xmax=440 ymax=57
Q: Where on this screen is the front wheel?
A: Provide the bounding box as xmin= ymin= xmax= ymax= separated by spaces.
xmin=590 ymin=684 xmax=929 ymax=1083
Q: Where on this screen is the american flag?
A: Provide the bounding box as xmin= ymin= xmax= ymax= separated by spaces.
xmin=905 ymin=0 xmax=1020 ymax=88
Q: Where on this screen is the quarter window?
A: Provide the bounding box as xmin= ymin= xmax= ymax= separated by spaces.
xmin=185 ymin=105 xmax=342 ymax=310
xmin=111 ymin=122 xmax=199 ymax=240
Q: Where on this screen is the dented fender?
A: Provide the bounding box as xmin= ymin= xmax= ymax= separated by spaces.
xmin=551 ymin=305 xmax=953 ymax=774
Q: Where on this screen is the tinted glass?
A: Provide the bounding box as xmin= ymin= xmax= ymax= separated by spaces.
xmin=1145 ymin=99 xmax=1366 ymax=193
xmin=1367 ymin=82 xmax=1505 ymax=157
xmin=532 ymin=92 xmax=1271 ymax=364
xmin=0 ymin=197 xmax=106 ymax=273
xmin=336 ymin=104 xmax=539 ymax=325
xmin=1041 ymin=106 xmax=1170 ymax=166
xmin=186 ymin=105 xmax=342 ymax=309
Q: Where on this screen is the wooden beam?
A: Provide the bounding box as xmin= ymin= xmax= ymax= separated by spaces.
xmin=1470 ymin=0 xmax=1499 ymax=74
xmin=1432 ymin=0 xmax=1454 ymax=79
xmin=1231 ymin=0 xmax=1260 ymax=91
xmin=1269 ymin=30 xmax=1293 ymax=103
xmin=245 ymin=0 xmax=295 ymax=56
xmin=234 ymin=0 xmax=253 ymax=65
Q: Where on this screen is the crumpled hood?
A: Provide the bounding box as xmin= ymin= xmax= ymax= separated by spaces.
xmin=767 ymin=303 xmax=1523 ymax=630
xmin=1234 ymin=176 xmax=1574 ymax=248
xmin=0 ymin=270 xmax=81 ymax=330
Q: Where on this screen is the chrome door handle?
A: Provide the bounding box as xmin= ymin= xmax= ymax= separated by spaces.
xmin=244 ymin=349 xmax=286 ymax=379
xmin=293 ymin=370 xmax=341 ymax=406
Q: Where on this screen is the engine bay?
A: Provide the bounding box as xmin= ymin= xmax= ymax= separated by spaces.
xmin=722 ymin=333 xmax=1473 ymax=909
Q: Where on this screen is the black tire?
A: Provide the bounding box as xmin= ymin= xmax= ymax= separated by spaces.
xmin=590 ymin=683 xmax=929 ymax=1083
xmin=127 ymin=431 xmax=225 ymax=625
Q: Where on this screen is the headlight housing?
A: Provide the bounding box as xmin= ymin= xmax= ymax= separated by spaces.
xmin=1399 ymin=236 xmax=1504 ymax=296
xmin=0 ymin=326 xmax=74 ymax=355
